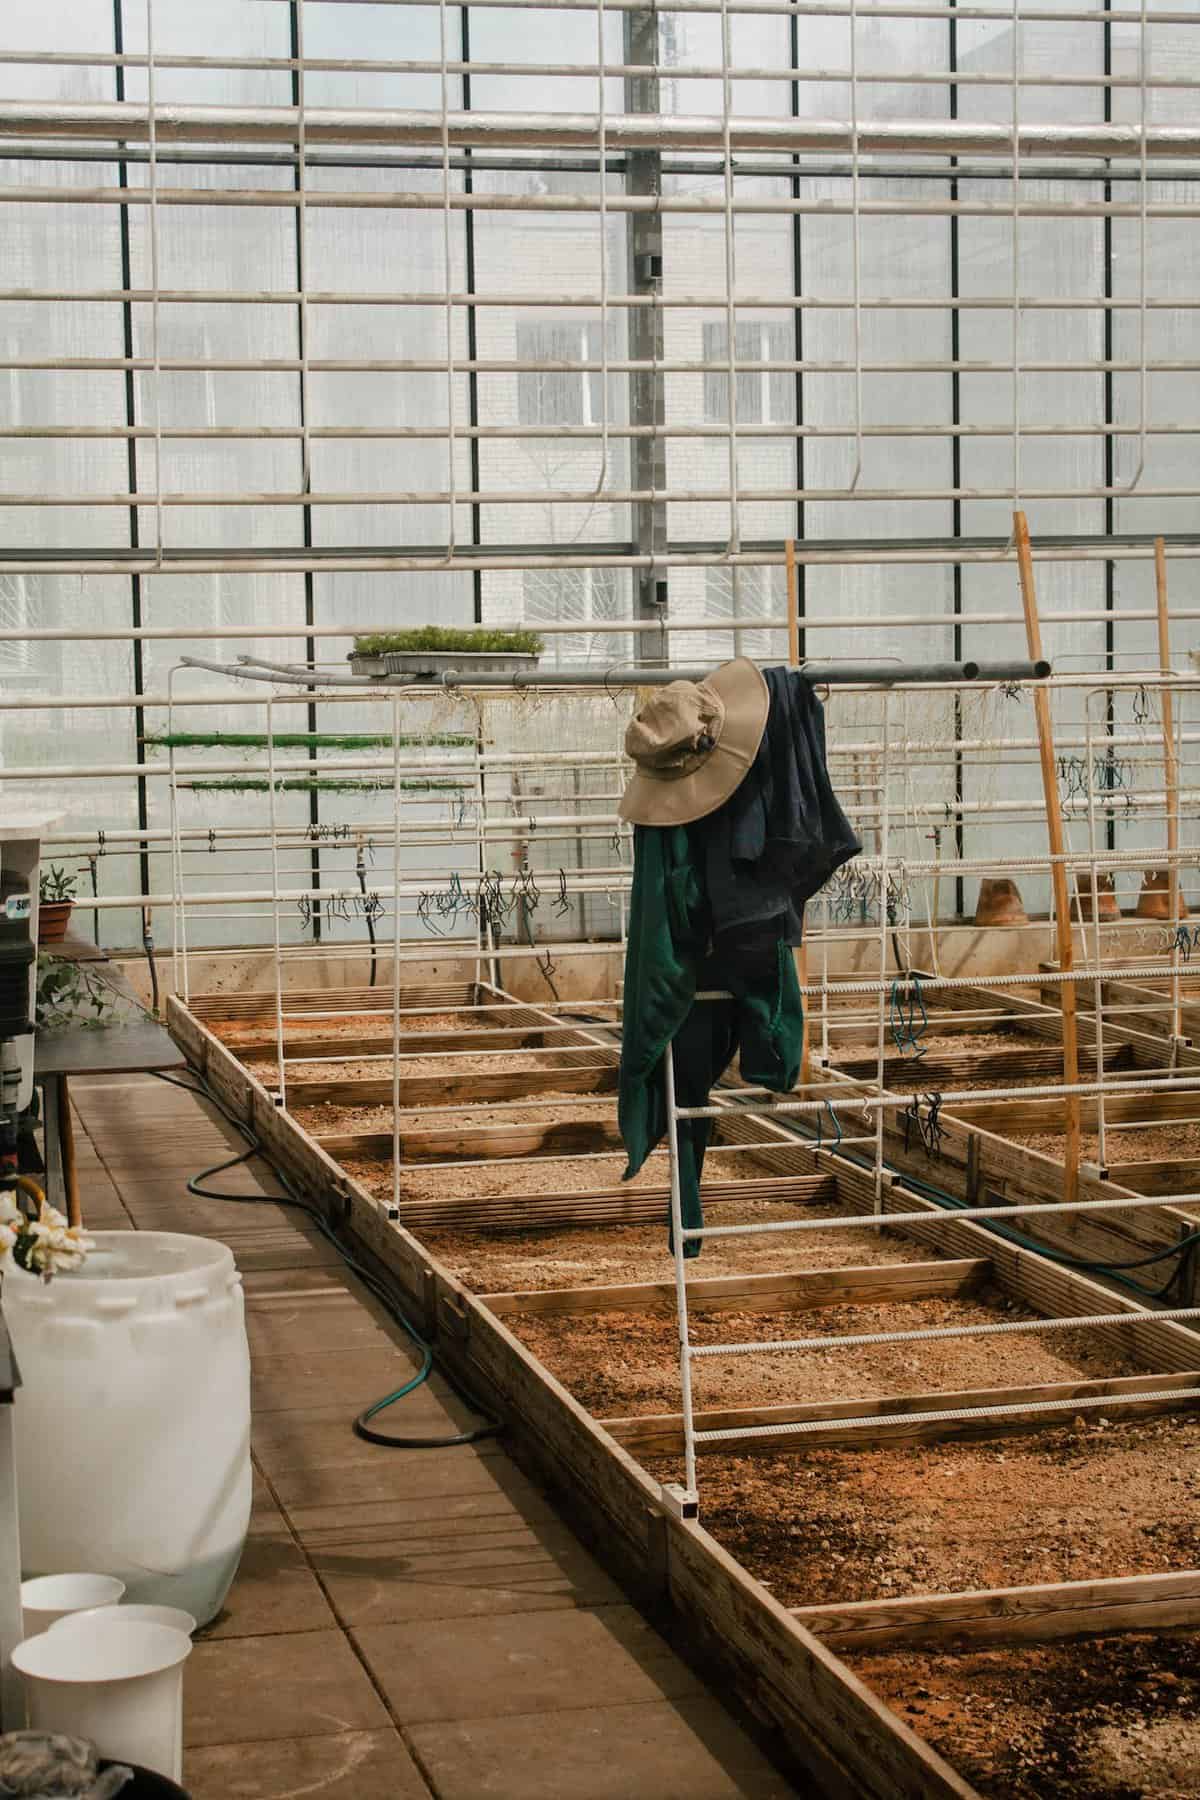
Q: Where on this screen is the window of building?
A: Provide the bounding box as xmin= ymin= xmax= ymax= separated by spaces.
xmin=702 ymin=320 xmax=794 ymax=425
xmin=0 ymin=575 xmax=36 ymax=677
xmin=516 ymin=320 xmax=605 ymax=427
xmin=703 ymin=566 xmax=787 ymax=663
xmin=522 ymin=566 xmax=630 ymax=666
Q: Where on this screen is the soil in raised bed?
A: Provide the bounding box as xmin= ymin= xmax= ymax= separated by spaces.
xmin=833 ymin=1030 xmax=1053 ymax=1060
xmin=292 ymin=1093 xmax=617 ymax=1136
xmin=344 ymin=1145 xmax=669 ymax=1204
xmin=343 ymin=1143 xmax=811 ymax=1206
xmin=285 ymin=1048 xmax=602 ymax=1081
xmin=1016 ymin=1123 xmax=1200 ymax=1165
xmin=431 ymin=1203 xmax=943 ymax=1292
xmin=644 ymin=1411 xmax=1200 ymax=1608
xmin=849 ymin=1627 xmax=1200 ymax=1800
xmin=214 ymin=1008 xmax=468 ymax=1046
xmin=506 ymin=1284 xmax=1136 ymax=1420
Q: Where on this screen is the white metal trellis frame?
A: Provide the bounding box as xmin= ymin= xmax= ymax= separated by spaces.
xmin=650 ymin=663 xmax=1200 ymax=1507
xmin=144 ymin=0 xmax=164 ymax=569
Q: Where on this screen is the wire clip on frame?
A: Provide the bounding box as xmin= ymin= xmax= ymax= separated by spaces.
xmin=660 ymin=1482 xmax=699 ymax=1523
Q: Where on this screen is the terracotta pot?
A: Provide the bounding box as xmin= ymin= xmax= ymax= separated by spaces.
xmin=1073 ymin=870 xmax=1121 ymax=922
xmin=974 ymin=878 xmax=1028 ymax=928
xmin=1135 ymin=869 xmax=1188 ymax=921
xmin=37 ymin=900 xmax=73 ymax=945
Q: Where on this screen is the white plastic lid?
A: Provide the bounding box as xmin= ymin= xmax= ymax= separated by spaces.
xmin=13 ymin=1619 xmax=192 ymax=1682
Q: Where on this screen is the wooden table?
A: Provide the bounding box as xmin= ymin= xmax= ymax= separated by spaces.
xmin=34 ymin=937 xmax=183 ymax=1228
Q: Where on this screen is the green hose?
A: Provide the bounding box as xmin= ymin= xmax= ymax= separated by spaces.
xmin=762 ymin=1103 xmax=1200 ymax=1305
xmin=153 ymin=1071 xmax=501 ymax=1450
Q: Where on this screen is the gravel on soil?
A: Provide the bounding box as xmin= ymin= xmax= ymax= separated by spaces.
xmin=509 ymin=1284 xmax=1135 ymax=1420
xmin=833 ymin=1031 xmax=1053 ymax=1059
xmin=344 ymin=1146 xmax=669 ymax=1203
xmin=292 ymin=1094 xmax=617 ymax=1135
xmin=285 ymin=1048 xmax=597 ymax=1081
xmin=850 ymin=1627 xmax=1200 ymax=1799
xmin=429 ymin=1204 xmax=940 ymax=1292
xmin=646 ymin=1412 xmax=1200 ymax=1610
xmin=344 ymin=1145 xmax=825 ymax=1207
xmin=215 ymin=1009 xmax=468 ymax=1045
xmin=1017 ymin=1124 xmax=1200 ymax=1165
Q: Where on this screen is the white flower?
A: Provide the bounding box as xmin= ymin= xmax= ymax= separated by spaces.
xmin=2 ymin=1199 xmax=94 ymax=1281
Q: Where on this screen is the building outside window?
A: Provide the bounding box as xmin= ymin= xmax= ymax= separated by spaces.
xmin=522 ymin=566 xmax=630 ymax=667
xmin=516 ymin=320 xmax=606 ymax=428
xmin=702 ymin=566 xmax=788 ymax=664
xmin=702 ymin=320 xmax=794 ymax=426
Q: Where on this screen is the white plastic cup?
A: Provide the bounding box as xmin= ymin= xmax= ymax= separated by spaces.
xmin=53 ymin=1601 xmax=197 ymax=1637
xmin=12 ymin=1619 xmax=192 ymax=1781
xmin=20 ymin=1572 xmax=126 ymax=1637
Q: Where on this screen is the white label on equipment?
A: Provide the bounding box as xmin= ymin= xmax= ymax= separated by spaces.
xmin=4 ymin=896 xmax=30 ymax=921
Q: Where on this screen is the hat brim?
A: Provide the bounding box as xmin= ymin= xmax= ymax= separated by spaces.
xmin=618 ymin=657 xmax=770 ymax=827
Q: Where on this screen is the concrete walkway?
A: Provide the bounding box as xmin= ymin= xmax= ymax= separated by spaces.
xmin=69 ymin=1072 xmax=798 ymax=1800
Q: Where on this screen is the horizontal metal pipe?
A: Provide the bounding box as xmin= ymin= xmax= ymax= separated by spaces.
xmin=9 ymin=545 xmax=1200 ymax=578
xmin=680 ymin=1070 xmax=1200 ymax=1120
xmin=683 ymin=1190 xmax=1200 ymax=1243
xmin=3 ymin=352 xmax=1190 ymax=376
xmin=693 ymin=1388 xmax=1200 ymax=1443
xmin=0 ymin=602 xmax=1193 ymax=650
xmin=239 ymin=0 xmax=1200 ymax=20
xmin=3 ymin=48 xmax=1198 ymax=94
xmin=3 ymin=102 xmax=1196 ymax=160
xmin=6 ymin=422 xmax=1198 ymax=443
xmin=10 ymin=482 xmax=1200 ymax=507
xmin=0 ymin=143 xmax=1174 ymax=185
xmin=0 ymin=286 xmax=1191 ymax=313
xmin=690 ymin=1304 xmax=1200 ymax=1357
xmin=4 ymin=184 xmax=1199 ymax=222
xmin=440 ymin=658 xmax=1046 ymax=687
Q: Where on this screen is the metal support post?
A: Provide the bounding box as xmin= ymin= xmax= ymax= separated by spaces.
xmin=624 ymin=3 xmax=668 ymax=666
xmin=662 ymin=1040 xmax=699 ymax=1503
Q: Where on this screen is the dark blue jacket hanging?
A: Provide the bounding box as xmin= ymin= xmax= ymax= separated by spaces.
xmin=618 ymin=668 xmax=861 ymax=1257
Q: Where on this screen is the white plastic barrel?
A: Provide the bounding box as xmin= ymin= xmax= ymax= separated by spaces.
xmin=7 ymin=1231 xmax=251 ymax=1627
xmin=12 ymin=1618 xmax=191 ymax=1780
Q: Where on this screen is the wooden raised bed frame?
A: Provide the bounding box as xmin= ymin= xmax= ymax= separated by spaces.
xmin=173 ymin=980 xmax=1200 ymax=1800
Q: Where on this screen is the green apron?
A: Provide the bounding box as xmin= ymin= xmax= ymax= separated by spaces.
xmin=618 ymin=824 xmax=805 ymax=1258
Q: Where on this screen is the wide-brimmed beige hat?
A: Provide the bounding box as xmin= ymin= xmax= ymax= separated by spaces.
xmin=618 ymin=658 xmax=769 ymax=827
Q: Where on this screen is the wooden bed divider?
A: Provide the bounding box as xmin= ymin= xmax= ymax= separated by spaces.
xmin=287 ymin=1062 xmax=619 ymax=1109
xmin=388 ymin=1173 xmax=838 ymax=1235
xmin=601 ymin=1367 xmax=1200 ymax=1458
xmin=792 ymin=1567 xmax=1200 ymax=1655
xmin=479 ymin=1257 xmax=992 ymax=1319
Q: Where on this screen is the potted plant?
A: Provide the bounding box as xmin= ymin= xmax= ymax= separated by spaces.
xmin=35 ymin=954 xmax=147 ymax=1035
xmin=37 ymin=866 xmax=76 ymax=946
xmin=349 ymin=626 xmax=544 ymax=680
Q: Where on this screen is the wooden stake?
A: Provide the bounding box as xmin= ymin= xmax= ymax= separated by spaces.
xmin=786 ymin=537 xmax=813 ymax=1088
xmin=1155 ymin=536 xmax=1183 ymax=1039
xmin=1014 ymin=511 xmax=1080 ymax=1205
